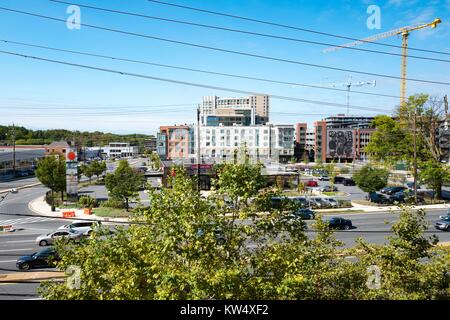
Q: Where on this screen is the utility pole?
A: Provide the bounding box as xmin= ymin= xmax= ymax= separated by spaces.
xmin=12 ymin=124 xmax=16 ymax=178
xmin=197 ymin=106 xmax=201 ymax=192
xmin=413 ymin=107 xmax=418 ymax=204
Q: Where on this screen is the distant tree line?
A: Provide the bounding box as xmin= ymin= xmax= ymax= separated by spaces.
xmin=0 ymin=125 xmax=153 ymax=149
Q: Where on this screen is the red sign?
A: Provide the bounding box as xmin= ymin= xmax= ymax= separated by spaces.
xmin=67 ymin=151 xmax=76 ymax=161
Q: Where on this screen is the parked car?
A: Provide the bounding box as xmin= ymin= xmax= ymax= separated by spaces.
xmin=308 ymin=197 xmax=324 ymax=208
xmin=320 ymin=185 xmax=338 ymax=192
xmin=380 ymin=186 xmax=406 ymax=195
xmin=326 ymin=217 xmax=353 ymax=230
xmin=343 ymin=178 xmax=356 ymax=186
xmin=368 ymin=192 xmax=392 ymax=204
xmin=306 ymin=180 xmax=318 ymax=187
xmin=435 ymin=216 xmax=450 ymax=231
xmin=391 ymin=190 xmax=424 ymax=204
xmin=36 ymin=229 xmax=83 ymax=246
xmin=16 ymin=247 xmax=60 ymax=271
xmin=293 ymin=208 xmax=315 ymax=220
xmin=333 ymin=176 xmax=346 ymax=184
xmin=58 ymin=220 xmax=102 ymax=236
xmin=321 ymin=198 xmax=339 ymax=208
xmin=318 ymin=175 xmax=330 ymax=181
xmin=290 ymin=197 xmax=309 ymax=208
xmin=10 ymin=188 xmax=18 ymax=194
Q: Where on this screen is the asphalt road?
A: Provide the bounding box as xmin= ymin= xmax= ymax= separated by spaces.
xmin=0 ymin=185 xmax=65 ymax=300
xmin=305 ymin=208 xmax=450 ymax=247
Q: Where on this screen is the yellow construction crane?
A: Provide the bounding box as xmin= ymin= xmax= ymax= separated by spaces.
xmin=323 ymin=18 xmax=442 ymax=106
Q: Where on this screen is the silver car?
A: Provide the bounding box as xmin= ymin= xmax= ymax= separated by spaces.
xmin=36 ymin=229 xmax=83 ymax=246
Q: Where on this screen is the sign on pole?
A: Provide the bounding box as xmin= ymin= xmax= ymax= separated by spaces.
xmin=66 ymin=149 xmax=78 ymax=197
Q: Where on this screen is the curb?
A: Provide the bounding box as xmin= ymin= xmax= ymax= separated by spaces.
xmin=0 ymin=271 xmax=65 ymax=283
xmin=28 ymin=196 xmax=129 ymax=224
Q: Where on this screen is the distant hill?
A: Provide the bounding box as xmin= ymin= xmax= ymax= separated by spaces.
xmin=0 ymin=125 xmax=154 ymax=148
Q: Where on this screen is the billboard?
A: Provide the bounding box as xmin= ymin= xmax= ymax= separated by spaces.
xmin=327 ymin=129 xmax=354 ymax=158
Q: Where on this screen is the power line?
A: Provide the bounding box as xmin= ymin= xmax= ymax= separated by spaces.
xmin=147 ymin=0 xmax=450 ymax=57
xmin=0 ymin=48 xmax=392 ymax=113
xmin=49 ymin=0 xmax=450 ymax=64
xmin=0 ymin=39 xmax=401 ymax=100
xmin=0 ymin=7 xmax=448 ymax=86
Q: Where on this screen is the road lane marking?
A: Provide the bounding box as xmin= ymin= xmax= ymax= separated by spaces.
xmin=4 ymin=240 xmax=35 ymax=244
xmin=0 ymin=260 xmax=17 ymax=263
xmin=0 ymin=248 xmax=34 ymax=252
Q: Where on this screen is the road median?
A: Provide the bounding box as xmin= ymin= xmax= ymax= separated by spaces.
xmin=0 ymin=271 xmax=65 ymax=283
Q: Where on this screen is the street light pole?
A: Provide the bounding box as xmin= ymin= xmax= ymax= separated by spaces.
xmin=12 ymin=124 xmax=16 ymax=178
xmin=197 ymin=106 xmax=201 ymax=192
xmin=413 ymin=107 xmax=418 ymax=205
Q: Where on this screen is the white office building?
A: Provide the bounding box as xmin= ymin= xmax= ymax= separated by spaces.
xmin=101 ymin=142 xmax=138 ymax=159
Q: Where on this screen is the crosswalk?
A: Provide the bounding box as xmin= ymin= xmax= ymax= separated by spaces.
xmin=0 ymin=217 xmax=56 ymax=226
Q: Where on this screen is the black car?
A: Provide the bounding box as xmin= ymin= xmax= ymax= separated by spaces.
xmin=16 ymin=247 xmax=60 ymax=271
xmin=391 ymin=190 xmax=424 ymax=204
xmin=326 ymin=217 xmax=353 ymax=230
xmin=333 ymin=176 xmax=346 ymax=184
xmin=343 ymin=178 xmax=356 ymax=186
xmin=380 ymin=186 xmax=407 ymax=195
xmin=292 ymin=208 xmax=315 ymax=220
xmin=368 ymin=192 xmax=392 ymax=204
xmin=435 ymin=216 xmax=450 ymax=232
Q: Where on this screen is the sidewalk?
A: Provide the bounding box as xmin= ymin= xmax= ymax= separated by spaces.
xmin=28 ymin=196 xmax=128 ymax=223
xmin=316 ymin=201 xmax=450 ymax=213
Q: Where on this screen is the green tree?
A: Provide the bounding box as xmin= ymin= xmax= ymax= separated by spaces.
xmin=35 ymin=156 xmax=66 ymax=209
xmin=354 ymin=206 xmax=449 ymax=299
xmin=82 ymin=163 xmax=94 ymax=183
xmin=104 ymin=160 xmax=145 ymax=211
xmin=419 ymin=160 xmax=450 ymax=200
xmin=149 ymin=152 xmax=162 ymax=170
xmin=365 ymin=115 xmax=412 ymax=164
xmin=353 ymin=165 xmax=389 ymax=198
xmin=90 ymin=160 xmax=106 ymax=180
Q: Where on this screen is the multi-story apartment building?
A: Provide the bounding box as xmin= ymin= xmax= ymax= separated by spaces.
xmin=159 ymin=125 xmax=194 ymax=160
xmin=294 ymin=123 xmax=307 ymax=161
xmin=143 ymin=137 xmax=157 ymax=153
xmin=305 ymin=128 xmax=315 ymax=154
xmin=200 ymin=95 xmax=269 ymax=126
xmin=194 ymin=124 xmax=294 ymax=163
xmin=313 ymin=115 xmax=375 ymax=162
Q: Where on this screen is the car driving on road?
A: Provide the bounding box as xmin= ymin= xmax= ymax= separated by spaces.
xmin=58 ymin=220 xmax=102 ymax=236
xmin=16 ymin=247 xmax=60 ymax=271
xmin=36 ymin=229 xmax=83 ymax=246
xmin=326 ymin=217 xmax=353 ymax=230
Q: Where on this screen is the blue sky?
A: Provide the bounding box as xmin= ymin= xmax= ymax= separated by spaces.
xmin=0 ymin=0 xmax=449 ymax=135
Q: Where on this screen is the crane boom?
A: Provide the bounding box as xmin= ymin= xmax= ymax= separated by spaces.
xmin=322 ymin=18 xmax=441 ymax=106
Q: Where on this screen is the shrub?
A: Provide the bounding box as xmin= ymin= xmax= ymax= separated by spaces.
xmin=78 ymin=195 xmax=97 ymax=208
xmin=100 ymin=198 xmax=125 ymax=209
xmin=340 ymin=166 xmax=350 ymax=174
